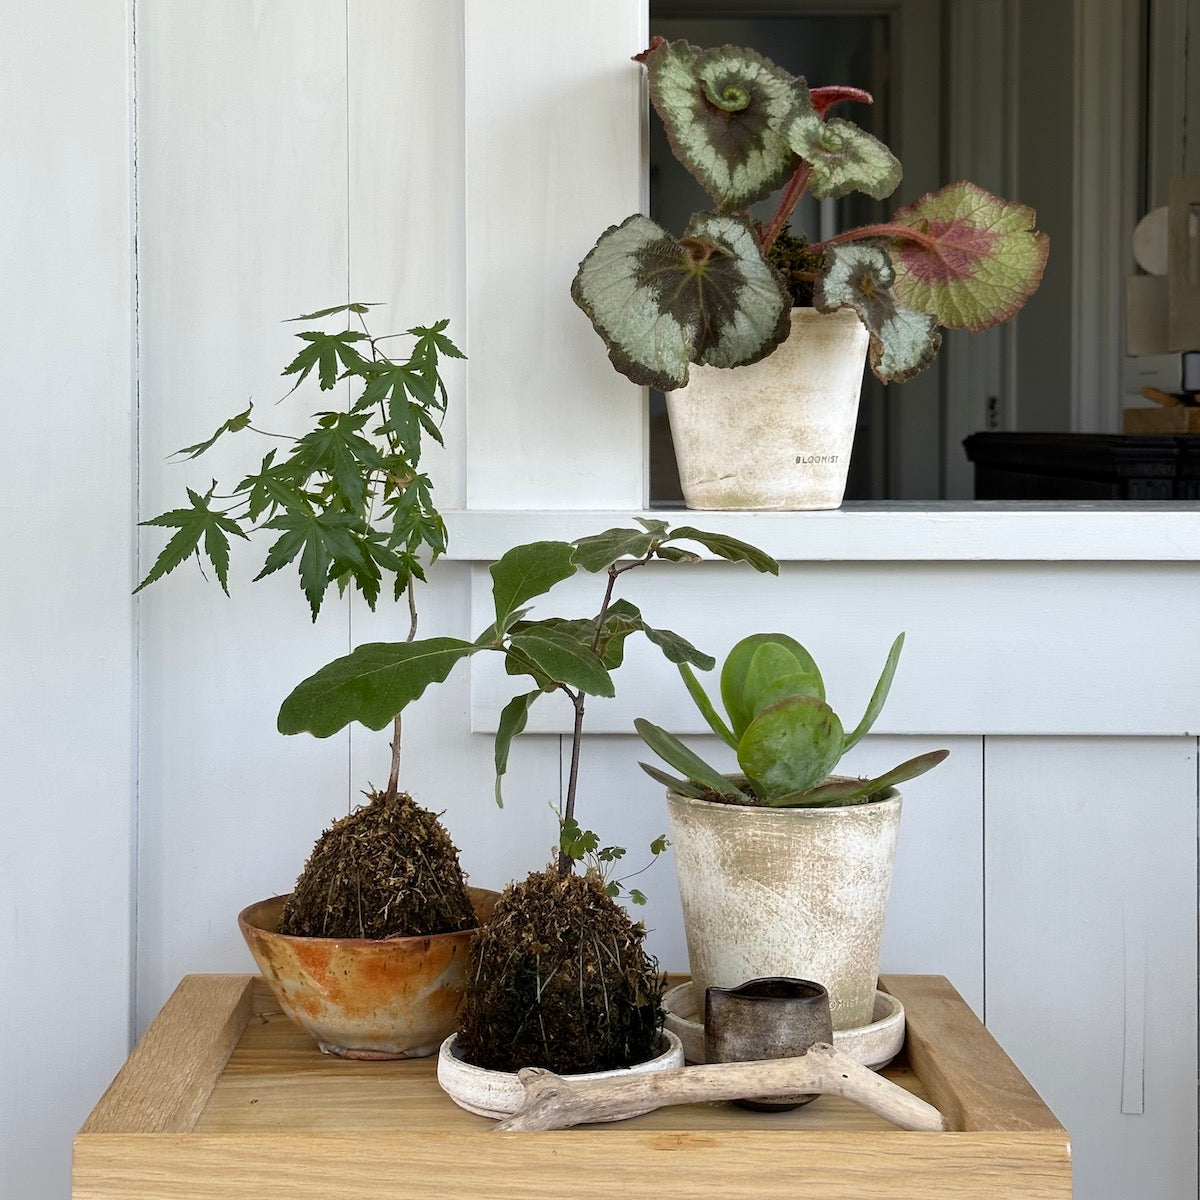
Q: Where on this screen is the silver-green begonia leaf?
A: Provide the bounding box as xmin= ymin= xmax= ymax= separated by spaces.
xmin=785 ymin=112 xmax=902 ymax=201
xmin=644 ymin=39 xmax=803 ymax=210
xmin=571 ymin=212 xmax=790 ymax=391
xmin=815 ymin=243 xmax=941 ymax=384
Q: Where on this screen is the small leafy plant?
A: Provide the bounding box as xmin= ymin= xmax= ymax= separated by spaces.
xmin=277 ymin=520 xmax=779 ymax=1073
xmin=277 ymin=519 xmax=779 ymax=877
xmin=572 ymin=38 xmax=1049 ymax=389
xmin=636 ymin=632 xmax=947 ymax=808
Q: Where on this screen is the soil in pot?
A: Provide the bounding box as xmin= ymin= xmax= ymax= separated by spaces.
xmin=279 ymin=789 xmax=475 ymax=939
xmin=455 ymin=868 xmax=665 ymax=1075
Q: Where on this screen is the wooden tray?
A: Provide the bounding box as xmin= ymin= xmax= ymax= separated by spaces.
xmin=73 ymin=973 xmax=1070 ymax=1199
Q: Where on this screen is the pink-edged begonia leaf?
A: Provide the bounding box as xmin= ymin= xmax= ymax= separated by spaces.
xmin=888 ymin=181 xmax=1049 ymax=330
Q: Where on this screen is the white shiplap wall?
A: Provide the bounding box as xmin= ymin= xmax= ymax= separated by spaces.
xmin=4 ymin=3 xmax=1198 ymax=1199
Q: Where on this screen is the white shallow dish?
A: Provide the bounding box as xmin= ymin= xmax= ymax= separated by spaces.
xmin=663 ymin=981 xmax=905 ymax=1070
xmin=437 ymin=1029 xmax=685 ymax=1120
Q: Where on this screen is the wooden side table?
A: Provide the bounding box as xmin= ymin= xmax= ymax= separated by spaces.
xmin=73 ymin=973 xmax=1070 ymax=1199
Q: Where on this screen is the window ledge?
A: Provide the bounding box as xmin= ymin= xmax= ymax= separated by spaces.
xmin=443 ymin=502 xmax=1200 ymax=563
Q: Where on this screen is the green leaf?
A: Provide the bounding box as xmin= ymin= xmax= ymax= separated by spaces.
xmin=889 ymin=181 xmax=1049 ymax=331
xmin=655 ymin=545 xmax=701 ymax=564
xmin=571 ymin=212 xmax=791 ymax=391
xmin=508 ymin=625 xmax=614 ymax=697
xmin=571 ymin=527 xmax=657 ymax=572
xmin=720 ymin=633 xmax=823 ymax=740
xmin=171 ymin=405 xmax=254 ymax=460
xmin=494 ymin=689 xmax=540 ymax=807
xmin=767 ymin=748 xmax=949 ymax=808
xmin=408 ymin=319 xmax=467 ymax=361
xmin=642 ymin=623 xmax=714 ymax=671
xmin=843 ymin=632 xmax=904 ymax=750
xmin=559 ymin=818 xmax=600 ymax=862
xmin=665 ymin=527 xmax=780 ymax=575
xmin=489 ymin=541 xmax=576 ymax=628
xmin=283 ymin=411 xmax=384 ymax=512
xmin=634 ymin=517 xmax=670 ymax=536
xmin=641 ymin=39 xmax=803 ymax=209
xmin=785 ymin=112 xmax=902 ymax=201
xmin=135 ymin=486 xmax=249 ymax=596
xmin=254 ymin=508 xmax=369 ymax=620
xmin=678 ymin=662 xmax=737 ymax=747
xmin=287 ymin=302 xmax=373 ymax=321
xmin=282 ymin=330 xmax=371 ymax=391
xmin=633 ymin=718 xmax=748 ymax=800
xmin=628 ymin=889 xmax=648 ymax=906
xmin=815 ymin=243 xmax=942 ymax=384
xmin=638 ymin=761 xmax=710 ymax=800
xmin=277 ymin=637 xmax=477 ymax=737
xmin=650 ymin=834 xmax=670 ymax=855
xmin=737 ymin=695 xmax=844 ymax=800
xmin=741 ymin=642 xmax=824 ymax=723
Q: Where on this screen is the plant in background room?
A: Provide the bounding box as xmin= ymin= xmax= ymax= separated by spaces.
xmin=276 ymin=520 xmax=779 ymax=1105
xmin=137 ymin=303 xmax=486 ymax=1059
xmin=572 ymin=38 xmax=1049 ymax=509
xmin=635 ymin=631 xmax=947 ymax=1038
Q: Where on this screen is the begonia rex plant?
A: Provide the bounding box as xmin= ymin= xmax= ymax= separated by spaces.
xmin=572 ymin=38 xmax=1049 ymax=390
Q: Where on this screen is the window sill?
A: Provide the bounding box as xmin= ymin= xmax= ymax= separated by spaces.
xmin=443 ymin=502 xmax=1200 ymax=563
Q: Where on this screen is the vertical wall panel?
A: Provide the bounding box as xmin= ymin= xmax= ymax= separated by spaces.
xmin=986 ymin=736 xmax=1197 ymax=1200
xmin=135 ymin=2 xmax=353 ymax=1028
xmin=463 ymin=0 xmax=647 ymax=509
xmin=0 ymin=2 xmax=134 ymax=1196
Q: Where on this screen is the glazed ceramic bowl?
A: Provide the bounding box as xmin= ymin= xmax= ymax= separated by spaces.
xmin=238 ymin=887 xmax=498 ymax=1060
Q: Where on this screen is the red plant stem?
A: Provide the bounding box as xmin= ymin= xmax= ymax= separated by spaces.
xmin=760 ymin=163 xmax=812 ymax=254
xmin=810 ymin=222 xmax=941 ymax=255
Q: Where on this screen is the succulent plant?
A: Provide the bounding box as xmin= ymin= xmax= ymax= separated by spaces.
xmin=636 ymin=632 xmax=947 ymax=808
xmin=572 ymin=38 xmax=1048 ymax=390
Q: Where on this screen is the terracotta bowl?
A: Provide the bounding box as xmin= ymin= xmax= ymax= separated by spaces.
xmin=238 ymin=887 xmax=499 ymax=1060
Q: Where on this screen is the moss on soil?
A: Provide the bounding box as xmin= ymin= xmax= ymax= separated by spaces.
xmin=455 ymin=867 xmax=665 ymax=1075
xmin=279 ymin=790 xmax=475 ymax=939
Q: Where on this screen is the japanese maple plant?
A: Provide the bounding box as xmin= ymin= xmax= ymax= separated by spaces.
xmin=572 ymin=38 xmax=1049 ymax=389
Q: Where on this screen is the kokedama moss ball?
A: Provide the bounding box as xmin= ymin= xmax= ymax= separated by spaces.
xmin=455 ymin=868 xmax=665 ymax=1075
xmin=279 ymin=790 xmax=475 ymax=939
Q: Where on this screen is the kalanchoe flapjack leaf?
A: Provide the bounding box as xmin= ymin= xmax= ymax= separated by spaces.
xmin=571 ymin=212 xmax=791 ymax=390
xmin=888 ymin=181 xmax=1049 ymax=330
xmin=736 ymin=694 xmax=845 ymax=800
xmin=638 ymin=761 xmax=711 ymax=801
xmin=641 ymin=39 xmax=802 ymax=209
xmin=843 ymin=632 xmax=904 ymax=750
xmin=277 ymin=637 xmax=478 ymax=736
xmin=634 ymin=718 xmax=749 ymax=801
xmin=678 ymin=661 xmax=737 ymax=748
xmin=721 ymin=633 xmax=824 ymax=740
xmin=785 ymin=113 xmax=902 ymax=201
xmin=815 ymin=243 xmax=942 ymax=383
xmin=489 ymin=540 xmax=576 ymax=629
xmin=770 ymin=748 xmax=950 ymax=808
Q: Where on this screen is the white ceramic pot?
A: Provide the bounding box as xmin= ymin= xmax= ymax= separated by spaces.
xmin=436 ymin=1030 xmax=685 ymax=1120
xmin=665 ymin=789 xmax=902 ymax=1031
xmin=665 ymin=307 xmax=869 ymax=511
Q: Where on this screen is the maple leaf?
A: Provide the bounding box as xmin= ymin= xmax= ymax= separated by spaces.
xmin=254 ymin=508 xmax=372 ymax=620
xmin=281 ymin=330 xmax=371 ymax=391
xmin=135 ymin=485 xmax=248 ymax=596
xmin=170 ymin=405 xmax=253 ymax=460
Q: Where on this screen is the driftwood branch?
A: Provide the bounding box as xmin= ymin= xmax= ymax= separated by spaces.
xmin=494 ymin=1042 xmax=948 ymax=1132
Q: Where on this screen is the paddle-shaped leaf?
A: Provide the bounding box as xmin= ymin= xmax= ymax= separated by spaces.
xmin=815 ymin=243 xmax=942 ymax=383
xmin=785 ymin=112 xmax=901 ymax=201
xmin=490 ymin=540 xmax=576 ymax=629
xmin=843 ymin=632 xmax=904 ymax=750
xmin=640 ymin=39 xmax=803 ymax=209
xmin=888 ymin=181 xmax=1049 ymax=331
xmin=571 ymin=212 xmax=791 ymax=390
xmin=633 ymin=719 xmax=748 ymax=801
xmin=721 ymin=633 xmax=824 ymax=739
xmin=736 ymin=695 xmax=844 ymax=799
xmin=277 ymin=638 xmax=477 ymax=736
xmin=678 ymin=662 xmax=737 ymax=748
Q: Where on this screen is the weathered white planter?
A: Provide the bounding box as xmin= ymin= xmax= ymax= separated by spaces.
xmin=665 ymin=789 xmax=902 ymax=1031
xmin=665 ymin=307 xmax=870 ymax=511
xmin=436 ymin=1030 xmax=685 ymax=1120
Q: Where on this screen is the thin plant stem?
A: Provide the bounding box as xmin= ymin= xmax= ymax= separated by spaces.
xmin=810 ymin=222 xmax=940 ymax=255
xmin=760 ymin=162 xmax=812 ymax=254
